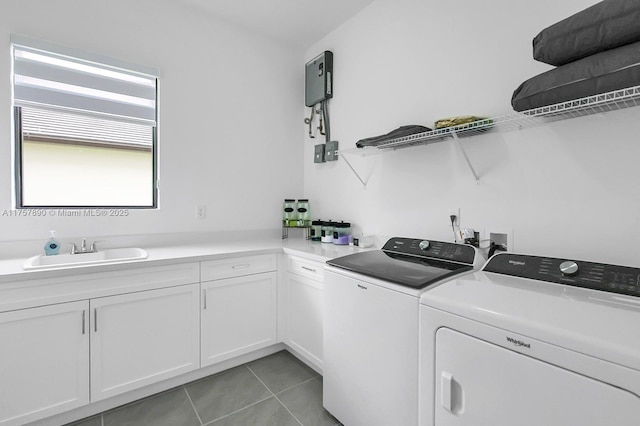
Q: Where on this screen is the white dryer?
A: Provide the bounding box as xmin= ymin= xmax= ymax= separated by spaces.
xmin=419 ymin=252 xmax=640 ymax=426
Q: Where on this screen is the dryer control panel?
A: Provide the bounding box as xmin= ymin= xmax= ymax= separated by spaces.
xmin=484 ymin=253 xmax=640 ymax=297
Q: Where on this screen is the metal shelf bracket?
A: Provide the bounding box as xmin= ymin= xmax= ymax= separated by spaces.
xmin=451 ymin=132 xmax=479 ymax=184
xmin=338 ymin=149 xmax=380 ymax=187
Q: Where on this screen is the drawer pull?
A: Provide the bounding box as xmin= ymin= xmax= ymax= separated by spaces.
xmin=301 ymin=266 xmax=317 ymax=273
xmin=232 ymin=264 xmax=251 ymax=270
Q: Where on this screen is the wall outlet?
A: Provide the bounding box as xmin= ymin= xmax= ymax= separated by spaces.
xmin=449 ymin=208 xmax=460 ymax=228
xmin=196 ymin=205 xmax=207 ymax=219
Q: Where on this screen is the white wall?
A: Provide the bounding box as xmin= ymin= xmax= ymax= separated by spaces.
xmin=304 ymin=0 xmax=640 ymax=266
xmin=0 ymin=0 xmax=303 ymax=243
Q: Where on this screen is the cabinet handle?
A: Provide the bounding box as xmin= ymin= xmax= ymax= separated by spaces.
xmin=301 ymin=266 xmax=317 ymax=273
xmin=203 ymin=289 xmax=207 ymax=310
xmin=94 ymin=308 xmax=98 ymax=332
xmin=232 ymin=264 xmax=250 ymax=270
xmin=82 ymin=310 xmax=86 ymax=335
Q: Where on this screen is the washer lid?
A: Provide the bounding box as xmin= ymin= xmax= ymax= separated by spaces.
xmin=327 ymin=250 xmax=472 ymax=289
xmin=420 ymin=269 xmax=640 ymax=372
xmin=327 ymin=237 xmax=479 ymax=289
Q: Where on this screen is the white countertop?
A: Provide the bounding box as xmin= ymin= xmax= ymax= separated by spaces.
xmin=0 ymin=236 xmax=371 ymax=284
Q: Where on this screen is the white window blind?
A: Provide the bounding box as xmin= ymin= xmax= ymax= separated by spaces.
xmin=11 ymin=34 xmax=158 ymax=126
xmin=21 ymin=106 xmax=153 ymax=149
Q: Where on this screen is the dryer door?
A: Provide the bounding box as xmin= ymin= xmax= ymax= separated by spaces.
xmin=434 ymin=328 xmax=640 ymax=426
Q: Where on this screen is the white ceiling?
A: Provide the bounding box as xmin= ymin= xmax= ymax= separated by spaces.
xmin=178 ymin=0 xmax=374 ymax=49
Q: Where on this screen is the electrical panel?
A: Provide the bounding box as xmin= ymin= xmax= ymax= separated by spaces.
xmin=305 ymin=51 xmax=333 ymax=107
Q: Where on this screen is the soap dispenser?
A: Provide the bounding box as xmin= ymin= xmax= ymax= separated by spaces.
xmin=44 ymin=230 xmax=60 ymax=256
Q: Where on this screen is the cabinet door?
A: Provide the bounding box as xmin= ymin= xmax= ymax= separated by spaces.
xmin=201 ymin=272 xmax=277 ymax=366
xmin=284 ymin=272 xmax=323 ymax=368
xmin=0 ymin=301 xmax=89 ymax=426
xmin=90 ymin=284 xmax=200 ymax=401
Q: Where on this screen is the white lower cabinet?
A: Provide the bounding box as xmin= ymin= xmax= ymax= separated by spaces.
xmin=283 ymin=256 xmax=324 ymax=368
xmin=0 ymin=253 xmax=287 ymax=425
xmin=201 ymin=272 xmax=277 ymax=366
xmin=0 ymin=301 xmax=90 ymax=426
xmin=90 ymin=284 xmax=201 ymax=401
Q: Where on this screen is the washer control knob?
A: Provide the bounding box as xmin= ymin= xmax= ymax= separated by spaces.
xmin=560 ymin=261 xmax=579 ymax=276
xmin=419 ymin=240 xmax=430 ymax=251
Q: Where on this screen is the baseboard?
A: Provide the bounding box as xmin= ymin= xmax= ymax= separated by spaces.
xmin=28 ymin=344 xmax=288 ymax=426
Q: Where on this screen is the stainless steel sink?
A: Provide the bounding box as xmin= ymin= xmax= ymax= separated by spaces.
xmin=23 ymin=247 xmax=148 ymax=270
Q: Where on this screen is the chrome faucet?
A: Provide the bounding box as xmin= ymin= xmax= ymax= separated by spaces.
xmin=70 ymin=238 xmax=98 ymax=254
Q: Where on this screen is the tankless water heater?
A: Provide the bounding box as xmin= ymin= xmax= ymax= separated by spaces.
xmin=305 ymin=51 xmax=333 ymax=107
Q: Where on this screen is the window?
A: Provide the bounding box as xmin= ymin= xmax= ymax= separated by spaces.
xmin=11 ymin=35 xmax=158 ymax=208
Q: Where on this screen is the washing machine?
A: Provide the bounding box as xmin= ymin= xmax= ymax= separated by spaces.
xmin=323 ymin=237 xmax=484 ymax=426
xmin=419 ymin=252 xmax=640 ymax=426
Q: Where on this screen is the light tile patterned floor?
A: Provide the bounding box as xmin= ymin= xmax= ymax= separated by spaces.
xmin=67 ymin=350 xmax=340 ymax=426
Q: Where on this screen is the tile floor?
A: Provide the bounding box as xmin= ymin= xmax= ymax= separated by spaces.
xmin=67 ymin=350 xmax=341 ymax=426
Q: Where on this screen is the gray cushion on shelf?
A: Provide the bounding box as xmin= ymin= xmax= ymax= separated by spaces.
xmin=533 ymin=0 xmax=640 ymax=66
xmin=512 ymin=40 xmax=640 ymax=112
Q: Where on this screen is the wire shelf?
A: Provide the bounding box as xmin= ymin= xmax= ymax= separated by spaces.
xmin=340 ymin=84 xmax=640 ymax=154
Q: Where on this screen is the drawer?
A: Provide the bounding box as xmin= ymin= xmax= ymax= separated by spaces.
xmin=287 ymin=256 xmax=325 ymax=283
xmin=201 ymin=254 xmax=277 ymax=281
